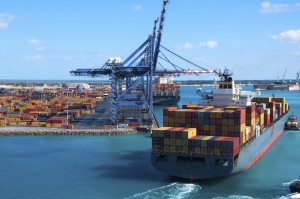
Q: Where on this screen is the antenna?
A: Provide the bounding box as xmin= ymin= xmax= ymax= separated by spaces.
xmin=282 ymin=67 xmax=287 ymax=82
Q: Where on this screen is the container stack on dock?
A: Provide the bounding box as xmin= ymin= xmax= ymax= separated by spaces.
xmin=0 ymin=95 xmax=102 ymax=128
xmin=153 ymin=96 xmax=289 ymax=155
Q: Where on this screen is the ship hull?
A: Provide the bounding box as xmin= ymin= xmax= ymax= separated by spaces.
xmin=151 ymin=111 xmax=289 ymax=180
xmin=253 ymin=84 xmax=268 ymax=90
xmin=254 ymin=84 xmax=299 ymax=91
xmin=153 ymin=96 xmax=180 ymax=105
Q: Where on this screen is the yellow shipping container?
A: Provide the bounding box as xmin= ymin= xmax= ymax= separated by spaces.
xmin=8 ymin=114 xmax=19 ymax=118
xmin=8 ymin=117 xmax=20 ymax=122
xmin=18 ymin=122 xmax=27 ymax=126
xmin=224 ymin=106 xmax=240 ymax=110
xmin=52 ymin=123 xmax=62 ymax=128
xmin=0 ymin=119 xmax=6 ymax=124
xmin=152 ymin=127 xmax=171 ymax=138
xmin=253 ymin=97 xmax=271 ymax=103
xmin=244 ymin=126 xmax=251 ymax=143
xmin=31 ymin=122 xmax=41 ymax=127
xmin=9 ymin=121 xmax=18 ymax=126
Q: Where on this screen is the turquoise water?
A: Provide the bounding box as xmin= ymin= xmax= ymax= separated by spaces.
xmin=1 ymin=86 xmax=300 ymax=199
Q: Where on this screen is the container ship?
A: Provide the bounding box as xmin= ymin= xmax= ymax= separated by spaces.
xmin=153 ymin=76 xmax=180 ymax=105
xmin=253 ymin=72 xmax=299 ymax=91
xmin=253 ymin=81 xmax=299 ymax=91
xmin=151 ymin=69 xmax=289 ymax=180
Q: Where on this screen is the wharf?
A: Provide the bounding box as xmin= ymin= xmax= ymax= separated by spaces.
xmin=72 ymin=99 xmax=112 ymax=129
xmin=71 ymin=99 xmax=158 ymax=129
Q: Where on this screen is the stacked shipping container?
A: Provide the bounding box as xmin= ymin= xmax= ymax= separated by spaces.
xmin=0 ymin=95 xmax=102 ymax=128
xmin=154 ymin=97 xmax=288 ymax=156
xmin=153 ymin=83 xmax=180 ymax=97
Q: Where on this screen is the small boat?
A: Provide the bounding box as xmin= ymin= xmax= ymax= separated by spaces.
xmin=284 ymin=114 xmax=300 ymax=130
xmin=290 ymin=179 xmax=300 ymax=193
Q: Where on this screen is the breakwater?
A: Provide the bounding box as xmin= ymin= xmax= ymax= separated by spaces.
xmin=0 ymin=127 xmax=138 ymax=136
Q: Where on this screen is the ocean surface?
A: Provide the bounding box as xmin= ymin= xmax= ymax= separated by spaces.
xmin=1 ymin=86 xmax=300 ymax=199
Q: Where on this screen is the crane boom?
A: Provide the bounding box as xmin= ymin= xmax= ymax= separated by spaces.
xmin=153 ymin=0 xmax=169 ymax=70
xmin=282 ymin=67 xmax=287 ymax=82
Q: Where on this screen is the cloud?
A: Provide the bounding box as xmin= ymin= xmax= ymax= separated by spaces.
xmin=25 ymin=54 xmax=44 ymax=62
xmin=133 ymin=5 xmax=142 ymax=11
xmin=0 ymin=13 xmax=15 ymax=30
xmin=272 ymin=30 xmax=300 ymax=42
xmin=96 ymin=53 xmax=106 ymax=58
xmin=28 ymin=39 xmax=43 ymax=45
xmin=181 ymin=43 xmax=194 ymax=50
xmin=199 ymin=41 xmax=218 ymax=49
xmin=260 ymin=1 xmax=300 ymax=13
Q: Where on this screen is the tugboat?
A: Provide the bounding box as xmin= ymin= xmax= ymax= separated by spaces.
xmin=284 ymin=114 xmax=300 ymax=130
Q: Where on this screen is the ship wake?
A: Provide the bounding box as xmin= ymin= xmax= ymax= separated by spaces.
xmin=124 ymin=182 xmax=202 ymax=199
xmin=213 ymin=196 xmax=256 ymax=199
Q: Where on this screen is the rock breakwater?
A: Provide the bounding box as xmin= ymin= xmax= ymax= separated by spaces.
xmin=0 ymin=127 xmax=138 ymax=136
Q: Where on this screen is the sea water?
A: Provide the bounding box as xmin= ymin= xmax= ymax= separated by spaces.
xmin=0 ymin=86 xmax=300 ymax=199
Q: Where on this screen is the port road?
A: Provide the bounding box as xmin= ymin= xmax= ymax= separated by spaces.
xmin=72 ymin=99 xmax=112 ymax=129
xmin=72 ymin=99 xmax=154 ymax=129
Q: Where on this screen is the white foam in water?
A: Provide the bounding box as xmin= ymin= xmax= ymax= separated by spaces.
xmin=213 ymin=196 xmax=255 ymax=199
xmin=124 ymin=182 xmax=202 ymax=199
xmin=282 ymin=179 xmax=298 ymax=187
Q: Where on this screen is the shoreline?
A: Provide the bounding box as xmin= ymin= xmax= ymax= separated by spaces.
xmin=0 ymin=126 xmax=138 ymax=136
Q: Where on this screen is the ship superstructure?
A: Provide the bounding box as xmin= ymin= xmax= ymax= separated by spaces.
xmin=197 ymin=70 xmax=260 ymax=107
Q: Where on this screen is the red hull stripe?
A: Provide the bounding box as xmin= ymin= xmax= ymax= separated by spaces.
xmin=243 ymin=128 xmax=284 ymax=171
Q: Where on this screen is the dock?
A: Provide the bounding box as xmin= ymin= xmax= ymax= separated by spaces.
xmin=72 ymin=99 xmax=158 ymax=131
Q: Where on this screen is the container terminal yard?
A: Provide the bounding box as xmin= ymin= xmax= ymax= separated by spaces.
xmin=0 ymin=82 xmax=159 ymax=134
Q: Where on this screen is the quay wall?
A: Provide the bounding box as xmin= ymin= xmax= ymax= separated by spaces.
xmin=0 ymin=127 xmax=138 ymax=136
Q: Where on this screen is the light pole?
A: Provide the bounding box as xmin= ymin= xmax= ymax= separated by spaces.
xmin=66 ymin=88 xmax=69 ymax=126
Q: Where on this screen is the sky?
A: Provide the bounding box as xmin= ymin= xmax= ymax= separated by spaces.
xmin=1 ymin=0 xmax=300 ymax=81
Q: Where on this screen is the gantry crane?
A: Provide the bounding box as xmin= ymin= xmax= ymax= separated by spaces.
xmin=70 ymin=0 xmax=218 ymax=126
